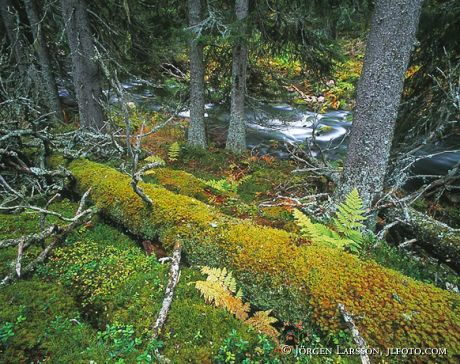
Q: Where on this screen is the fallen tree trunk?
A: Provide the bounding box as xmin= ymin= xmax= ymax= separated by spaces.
xmin=63 ymin=159 xmax=460 ymax=358
xmin=385 ymin=207 xmax=460 ymax=271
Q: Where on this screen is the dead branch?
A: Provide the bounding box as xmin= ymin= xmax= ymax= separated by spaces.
xmin=152 ymin=241 xmax=182 ymax=339
xmin=0 ymin=189 xmax=95 ymax=287
xmin=0 ymin=225 xmax=57 ymax=249
xmin=384 ymin=206 xmax=460 ymax=271
xmin=338 ymin=303 xmax=371 ymax=364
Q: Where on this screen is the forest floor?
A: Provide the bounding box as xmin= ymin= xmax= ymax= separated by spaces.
xmin=1 ymin=39 xmax=459 ymax=363
xmin=1 ymin=134 xmax=459 ymax=362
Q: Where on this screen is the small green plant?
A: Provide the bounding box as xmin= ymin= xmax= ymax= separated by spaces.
xmin=199 ymin=175 xmax=251 ymax=194
xmin=200 ymin=178 xmax=238 ymax=193
xmin=168 ymin=142 xmax=181 ymax=161
xmin=0 ymin=323 xmax=15 ymax=347
xmin=98 ymin=324 xmax=142 ymax=360
xmin=214 ymin=330 xmax=280 ymax=364
xmin=0 ymin=309 xmax=26 ymax=348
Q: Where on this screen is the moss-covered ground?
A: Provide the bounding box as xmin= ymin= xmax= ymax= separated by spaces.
xmin=0 ymin=202 xmax=279 ymax=363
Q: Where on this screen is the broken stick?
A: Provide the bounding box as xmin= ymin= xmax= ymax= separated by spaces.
xmin=338 ymin=303 xmax=371 ymax=364
xmin=152 ymin=241 xmax=182 ymax=339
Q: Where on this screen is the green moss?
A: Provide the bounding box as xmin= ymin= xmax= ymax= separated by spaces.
xmin=0 ymin=279 xmax=104 ymax=364
xmin=66 ymin=159 xmax=460 ymax=359
xmin=144 ymin=167 xmax=210 ymax=202
xmin=44 ymin=231 xmax=259 ymax=362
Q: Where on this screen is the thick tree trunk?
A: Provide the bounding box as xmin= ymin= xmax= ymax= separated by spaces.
xmin=60 ymin=0 xmax=105 ymax=131
xmin=225 ymin=0 xmax=249 ymax=154
xmin=24 ymin=0 xmax=63 ymax=122
xmin=187 ymin=0 xmax=207 ymax=148
xmin=0 ymin=0 xmax=34 ymax=86
xmin=336 ymin=0 xmax=423 ymax=212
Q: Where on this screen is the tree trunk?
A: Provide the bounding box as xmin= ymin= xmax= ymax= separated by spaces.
xmin=187 ymin=0 xmax=207 ymax=148
xmin=0 ymin=0 xmax=34 ymax=86
xmin=58 ymin=158 xmax=460 ymax=357
xmin=60 ymin=0 xmax=105 ymax=131
xmin=24 ymin=0 xmax=63 ymax=122
xmin=225 ymin=0 xmax=249 ymax=154
xmin=336 ymin=0 xmax=423 ymax=213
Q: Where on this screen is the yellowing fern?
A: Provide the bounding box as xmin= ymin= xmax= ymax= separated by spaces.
xmin=245 ymin=310 xmax=278 ymax=339
xmin=193 ymin=266 xmax=279 ymax=338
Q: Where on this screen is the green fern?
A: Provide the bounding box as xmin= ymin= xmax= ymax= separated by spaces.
xmin=199 ymin=178 xmax=242 ymax=193
xmin=292 ymin=209 xmax=321 ymax=243
xmin=293 ymin=209 xmax=349 ymax=248
xmin=168 ymin=142 xmax=181 ymax=161
xmin=332 ymin=188 xmax=366 ymax=244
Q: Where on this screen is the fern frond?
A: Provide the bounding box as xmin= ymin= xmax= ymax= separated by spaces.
xmin=195 ymin=266 xmax=279 ymax=339
xmin=200 ymin=266 xmax=237 ymax=294
xmin=332 ymin=188 xmax=366 ymax=243
xmin=223 ymin=296 xmax=250 ymax=321
xmin=168 ymin=142 xmax=181 ymax=161
xmin=293 ymin=209 xmax=321 ymax=243
xmin=245 ymin=310 xmax=279 ymax=338
xmin=195 ymin=280 xmax=230 ymax=307
xmin=144 ymin=155 xmax=165 ymax=165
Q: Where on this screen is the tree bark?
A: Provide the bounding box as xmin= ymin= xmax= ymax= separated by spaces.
xmin=336 ymin=0 xmax=423 ymax=214
xmin=24 ymin=0 xmax=63 ymax=122
xmin=187 ymin=0 xmax=207 ymax=148
xmin=0 ymin=0 xmax=34 ymax=86
xmin=225 ymin=0 xmax=249 ymax=154
xmin=60 ymin=0 xmax=105 ymax=131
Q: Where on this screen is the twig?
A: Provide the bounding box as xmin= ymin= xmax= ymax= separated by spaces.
xmin=0 ymin=225 xmax=58 ymax=249
xmin=0 ymin=189 xmax=95 ymax=287
xmin=398 ymin=238 xmax=417 ymax=249
xmin=338 ymin=303 xmax=371 ymax=364
xmin=152 ymin=241 xmax=182 ymax=339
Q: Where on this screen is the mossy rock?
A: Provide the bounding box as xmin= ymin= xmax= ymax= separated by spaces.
xmin=64 ymin=159 xmax=460 ymax=361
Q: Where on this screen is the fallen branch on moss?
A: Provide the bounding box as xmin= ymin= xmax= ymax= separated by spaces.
xmin=1 ymin=189 xmax=95 ymax=287
xmin=152 ymin=241 xmax=182 ymax=339
xmin=338 ymin=303 xmax=370 ymax=364
xmin=62 ymin=159 xmax=460 ymax=358
xmin=0 ymin=225 xmax=58 ymax=249
xmin=385 ymin=206 xmax=460 ymax=271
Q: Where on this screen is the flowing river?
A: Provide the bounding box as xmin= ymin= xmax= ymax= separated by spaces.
xmin=100 ymin=80 xmax=460 ymax=181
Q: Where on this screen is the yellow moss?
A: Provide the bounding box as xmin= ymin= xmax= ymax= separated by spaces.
xmin=146 ymin=168 xmax=209 ymax=200
xmin=68 ymin=159 xmax=460 ymax=359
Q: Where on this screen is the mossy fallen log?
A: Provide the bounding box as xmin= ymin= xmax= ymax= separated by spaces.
xmin=386 ymin=207 xmax=460 ymax=271
xmin=67 ymin=159 xmax=460 ymax=359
